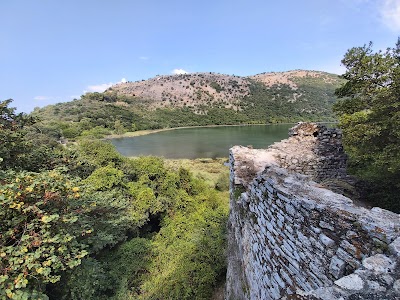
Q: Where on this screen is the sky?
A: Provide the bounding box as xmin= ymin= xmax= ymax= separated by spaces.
xmin=1 ymin=0 xmax=400 ymax=113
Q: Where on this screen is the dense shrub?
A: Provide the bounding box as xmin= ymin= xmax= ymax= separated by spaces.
xmin=1 ymin=100 xmax=229 ymax=299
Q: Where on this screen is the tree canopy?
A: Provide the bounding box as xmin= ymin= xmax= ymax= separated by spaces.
xmin=0 ymin=100 xmax=228 ymax=299
xmin=334 ymin=39 xmax=400 ymax=212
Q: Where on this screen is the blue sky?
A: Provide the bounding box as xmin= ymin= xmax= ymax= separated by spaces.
xmin=1 ymin=0 xmax=400 ymax=113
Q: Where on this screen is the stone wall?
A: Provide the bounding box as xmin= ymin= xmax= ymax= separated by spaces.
xmin=271 ymin=122 xmax=347 ymax=182
xmin=225 ymin=123 xmax=400 ymax=300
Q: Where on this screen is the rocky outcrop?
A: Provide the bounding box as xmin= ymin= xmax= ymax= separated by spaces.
xmin=226 ymin=123 xmax=400 ymax=300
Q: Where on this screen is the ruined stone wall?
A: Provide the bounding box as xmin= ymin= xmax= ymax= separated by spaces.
xmin=271 ymin=122 xmax=347 ymax=182
xmin=226 ymin=124 xmax=400 ymax=300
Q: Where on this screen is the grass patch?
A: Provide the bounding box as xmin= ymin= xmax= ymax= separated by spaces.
xmin=165 ymin=158 xmax=229 ymax=188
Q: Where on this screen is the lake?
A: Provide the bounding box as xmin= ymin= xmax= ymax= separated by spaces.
xmin=110 ymin=124 xmax=293 ymax=159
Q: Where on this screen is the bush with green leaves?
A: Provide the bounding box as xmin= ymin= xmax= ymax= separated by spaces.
xmin=84 ymin=166 xmax=124 ymax=191
xmin=140 ymin=192 xmax=227 ymax=300
xmin=79 ymin=126 xmax=111 ymax=139
xmin=0 ymin=171 xmax=90 ymax=298
xmin=77 ymin=140 xmax=124 ymax=168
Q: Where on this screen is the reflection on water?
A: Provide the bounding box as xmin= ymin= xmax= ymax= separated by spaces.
xmin=111 ymin=124 xmax=293 ymax=159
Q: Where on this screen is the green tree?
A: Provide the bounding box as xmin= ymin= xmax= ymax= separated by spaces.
xmin=78 ymin=140 xmax=124 ymax=167
xmin=334 ymin=39 xmax=400 ymax=212
xmin=84 ymin=166 xmax=124 ymax=190
xmin=0 ymin=99 xmax=59 ymax=172
xmin=0 ymin=100 xmax=35 ymax=170
xmin=113 ymin=120 xmax=126 ymax=135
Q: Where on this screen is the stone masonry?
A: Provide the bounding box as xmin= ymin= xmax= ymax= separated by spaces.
xmin=225 ymin=123 xmax=400 ymax=300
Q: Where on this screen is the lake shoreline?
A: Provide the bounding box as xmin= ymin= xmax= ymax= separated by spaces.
xmin=108 ymin=122 xmax=337 ymax=159
xmin=108 ymin=123 xmax=295 ymax=159
xmin=104 ymin=123 xmax=293 ymax=139
xmin=105 ymin=121 xmax=338 ymax=140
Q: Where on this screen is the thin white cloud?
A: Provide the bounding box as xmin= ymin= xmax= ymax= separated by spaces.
xmin=172 ymin=68 xmax=188 ymax=75
xmin=84 ymin=78 xmax=128 ymax=93
xmin=85 ymin=82 xmax=114 ymax=93
xmin=380 ymin=0 xmax=400 ymax=32
xmin=139 ymin=56 xmax=149 ymax=60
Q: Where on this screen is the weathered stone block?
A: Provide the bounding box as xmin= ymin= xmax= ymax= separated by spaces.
xmin=336 ymin=247 xmax=361 ymax=269
xmin=319 ymin=233 xmax=336 ymax=248
xmin=340 ymin=240 xmax=362 ymax=259
xmin=389 ymin=237 xmax=400 ymax=257
xmin=297 ymin=231 xmax=312 ymax=248
xmin=362 ymin=254 xmax=396 ymax=274
xmin=366 ymin=280 xmax=386 ymax=293
xmin=307 ymin=269 xmax=325 ymax=288
xmin=334 ymin=273 xmax=364 ymax=291
xmin=273 ymin=271 xmax=286 ymax=289
xmin=311 ymin=226 xmax=321 ymax=234
xmin=329 ymin=255 xmax=346 ymax=279
xmin=319 ymin=220 xmax=335 ymax=231
xmin=393 ymin=279 xmax=400 ymax=293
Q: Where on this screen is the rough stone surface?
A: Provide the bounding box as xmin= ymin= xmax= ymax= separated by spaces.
xmin=225 ymin=123 xmax=400 ymax=300
xmin=389 ymin=237 xmax=400 ymax=257
xmin=394 ymin=280 xmax=400 ymax=293
xmin=334 ymin=274 xmax=364 ymax=291
xmin=329 ymin=256 xmax=346 ymax=279
xmin=231 ymin=122 xmax=349 ymax=189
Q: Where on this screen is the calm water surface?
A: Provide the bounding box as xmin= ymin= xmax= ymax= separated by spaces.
xmin=111 ymin=124 xmax=293 ymax=159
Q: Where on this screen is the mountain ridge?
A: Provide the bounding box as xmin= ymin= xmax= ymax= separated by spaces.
xmin=31 ymin=69 xmax=344 ymax=137
xmin=106 ymin=70 xmax=342 ymax=111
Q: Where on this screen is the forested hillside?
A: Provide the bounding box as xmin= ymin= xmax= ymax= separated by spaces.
xmin=31 ymin=70 xmax=343 ymax=140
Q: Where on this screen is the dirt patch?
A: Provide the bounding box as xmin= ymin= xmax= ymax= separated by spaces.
xmin=250 ymin=70 xmax=326 ymax=89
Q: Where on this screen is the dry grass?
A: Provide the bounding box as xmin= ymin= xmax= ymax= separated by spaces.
xmin=105 ymin=128 xmax=173 ymax=139
xmin=165 ymin=158 xmax=229 ymax=188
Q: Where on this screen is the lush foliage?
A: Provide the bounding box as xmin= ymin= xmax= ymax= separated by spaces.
xmin=0 ymin=99 xmax=65 ymax=173
xmin=140 ymin=198 xmax=227 ymax=300
xmin=241 ymin=78 xmax=339 ymax=123
xmin=0 ymin=171 xmax=89 ymax=299
xmin=334 ymin=39 xmax=400 ymax=212
xmin=1 ymin=100 xmax=228 ymax=299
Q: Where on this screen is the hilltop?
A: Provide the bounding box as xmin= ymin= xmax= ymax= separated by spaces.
xmin=108 ymin=72 xmax=250 ymax=111
xmin=108 ymin=70 xmax=341 ymax=112
xmin=32 ymin=70 xmax=344 ymax=138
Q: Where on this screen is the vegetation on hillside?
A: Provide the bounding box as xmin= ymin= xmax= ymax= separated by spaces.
xmin=0 ymin=100 xmax=228 ymax=299
xmin=30 ymin=71 xmax=343 ymax=140
xmin=334 ymin=39 xmax=400 ymax=212
xmin=240 ymin=78 xmax=338 ymax=123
